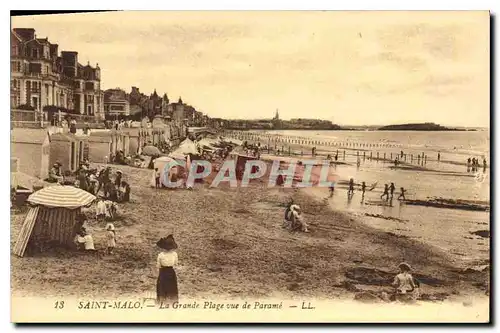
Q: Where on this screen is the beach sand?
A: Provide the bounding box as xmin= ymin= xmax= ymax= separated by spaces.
xmin=10 ymin=162 xmax=489 ymax=304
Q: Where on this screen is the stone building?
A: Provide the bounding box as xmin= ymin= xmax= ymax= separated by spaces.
xmin=10 ymin=28 xmax=104 ymax=120
xmin=104 ymin=88 xmax=130 ymax=117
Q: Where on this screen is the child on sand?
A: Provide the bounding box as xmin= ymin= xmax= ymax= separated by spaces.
xmin=392 ymin=262 xmax=419 ymax=302
xmin=155 ymin=168 xmax=161 ymax=188
xmin=398 ymin=187 xmax=406 ymax=201
xmin=361 ymin=182 xmax=366 ymax=199
xmin=105 ymin=223 xmax=116 ymax=254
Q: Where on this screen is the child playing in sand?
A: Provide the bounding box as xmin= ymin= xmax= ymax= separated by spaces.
xmin=105 ymin=223 xmax=116 ymax=254
xmin=392 ymin=262 xmax=419 ymax=302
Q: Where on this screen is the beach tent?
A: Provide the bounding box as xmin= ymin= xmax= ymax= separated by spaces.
xmin=197 ymin=138 xmax=220 ymax=149
xmin=142 ymin=145 xmax=162 ymax=156
xmin=170 ymin=138 xmax=198 ymax=156
xmin=11 ymin=171 xmax=48 ymax=191
xmin=13 ymin=185 xmax=96 ymax=257
xmin=150 ymin=156 xmax=181 ymax=187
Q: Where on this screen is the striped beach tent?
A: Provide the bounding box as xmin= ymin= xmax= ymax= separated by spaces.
xmin=27 ymin=185 xmax=96 ymax=209
xmin=12 ymin=186 xmax=96 ymax=257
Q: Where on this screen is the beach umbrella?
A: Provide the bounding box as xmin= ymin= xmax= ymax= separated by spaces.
xmin=142 ymin=145 xmax=162 ymax=156
xmin=27 ymin=185 xmax=96 ymax=209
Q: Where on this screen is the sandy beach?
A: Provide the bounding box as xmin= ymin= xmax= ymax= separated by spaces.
xmin=11 ymin=157 xmax=489 ymax=304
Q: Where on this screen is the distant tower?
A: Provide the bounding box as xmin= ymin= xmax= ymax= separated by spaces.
xmin=272 ymin=108 xmax=282 ymax=129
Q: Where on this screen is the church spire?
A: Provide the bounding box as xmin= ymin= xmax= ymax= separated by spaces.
xmin=274 ymin=108 xmax=279 ymax=120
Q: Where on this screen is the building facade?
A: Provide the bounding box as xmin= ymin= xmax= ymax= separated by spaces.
xmin=11 ymin=28 xmax=104 ymax=120
xmin=104 ymin=88 xmax=130 ymax=117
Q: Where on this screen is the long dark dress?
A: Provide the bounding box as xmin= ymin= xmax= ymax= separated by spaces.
xmin=157 ymin=266 xmax=178 ymax=304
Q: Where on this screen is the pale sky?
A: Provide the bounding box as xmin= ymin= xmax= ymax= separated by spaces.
xmin=12 ymin=11 xmax=490 ymax=127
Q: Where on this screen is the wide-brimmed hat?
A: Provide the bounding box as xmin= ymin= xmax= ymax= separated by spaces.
xmin=156 ymin=235 xmax=178 ymax=251
xmin=116 ymin=170 xmax=123 ymax=174
xmin=105 ymin=223 xmax=115 ymax=231
xmin=398 ymin=262 xmax=412 ymax=271
xmin=290 ymin=204 xmax=301 ymax=212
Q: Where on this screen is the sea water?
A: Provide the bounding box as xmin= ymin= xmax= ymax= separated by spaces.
xmin=256 ymin=129 xmax=490 ymax=266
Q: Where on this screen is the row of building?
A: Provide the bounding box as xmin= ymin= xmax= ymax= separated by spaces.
xmin=10 ymin=28 xmax=218 ymax=129
xmin=11 ymin=28 xmax=104 ymax=120
xmin=103 ymin=87 xmax=212 ymax=127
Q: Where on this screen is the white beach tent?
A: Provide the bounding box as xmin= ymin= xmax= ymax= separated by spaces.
xmin=150 ymin=156 xmax=184 ymax=187
xmin=170 ymin=138 xmax=198 ymax=156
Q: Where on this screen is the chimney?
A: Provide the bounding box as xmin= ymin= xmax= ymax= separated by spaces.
xmin=61 ymin=51 xmax=78 ymax=77
xmin=50 ymin=44 xmax=59 ymax=58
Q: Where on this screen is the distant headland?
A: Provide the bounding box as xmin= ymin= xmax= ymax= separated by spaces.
xmin=377 ymin=122 xmax=474 ymax=131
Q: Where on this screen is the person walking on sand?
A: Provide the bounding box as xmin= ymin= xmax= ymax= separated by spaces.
xmin=105 ymin=223 xmax=116 ymax=254
xmin=398 ymin=187 xmax=406 ymax=201
xmin=348 ymin=178 xmax=355 ymax=196
xmin=389 ymin=182 xmax=396 ymax=200
xmin=392 ymin=262 xmax=419 ymax=302
xmin=361 ymin=181 xmax=366 ymax=200
xmin=437 ymin=152 xmax=441 ymax=162
xmin=329 ymin=183 xmax=335 ymax=198
xmin=156 ymin=235 xmax=179 ymax=306
xmin=381 ymin=184 xmax=389 ymax=201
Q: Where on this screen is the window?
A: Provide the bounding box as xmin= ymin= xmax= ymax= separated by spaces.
xmin=30 ymin=48 xmax=40 ymax=58
xmin=11 ymin=44 xmax=18 ymax=56
xmin=85 ymin=82 xmax=94 ymax=90
xmin=29 ymin=63 xmax=42 ymax=74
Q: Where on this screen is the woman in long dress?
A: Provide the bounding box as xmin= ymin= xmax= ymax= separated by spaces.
xmin=155 ymin=235 xmax=179 ymax=306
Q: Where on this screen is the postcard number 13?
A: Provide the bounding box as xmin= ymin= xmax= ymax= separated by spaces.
xmin=54 ymin=301 xmax=65 ymax=309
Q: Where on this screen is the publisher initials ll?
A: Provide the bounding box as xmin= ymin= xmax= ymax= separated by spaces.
xmin=302 ymin=302 xmax=314 ymax=310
